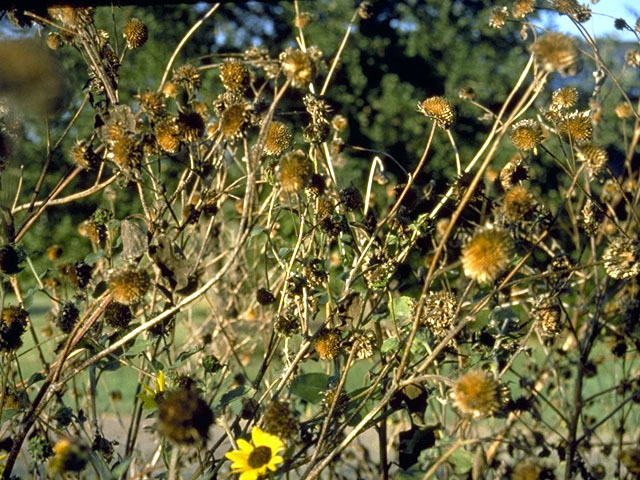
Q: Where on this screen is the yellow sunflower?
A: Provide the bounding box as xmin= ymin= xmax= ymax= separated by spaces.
xmin=225 ymin=426 xmax=285 ymax=480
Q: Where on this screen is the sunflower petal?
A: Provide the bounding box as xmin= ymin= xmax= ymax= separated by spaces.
xmin=268 ymin=455 xmax=284 ymax=471
xmin=251 ymin=426 xmax=265 ymax=446
xmin=225 ymin=450 xmax=249 ymax=466
xmin=239 ymin=470 xmax=259 ymax=480
xmin=236 ymin=438 xmax=253 ymax=453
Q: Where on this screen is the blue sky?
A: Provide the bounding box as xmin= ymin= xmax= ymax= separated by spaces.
xmin=536 ymin=0 xmax=639 ymax=41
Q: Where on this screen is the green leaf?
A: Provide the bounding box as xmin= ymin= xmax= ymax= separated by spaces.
xmin=1 ymin=409 xmax=18 ymax=423
xmin=84 ymin=249 xmax=105 ymax=265
xmin=125 ymin=338 xmax=154 ymax=357
xmin=291 ymin=372 xmax=330 ymax=404
xmin=110 ymin=455 xmax=134 ymax=479
xmin=449 ymin=448 xmax=474 ymax=474
xmin=381 ymin=337 xmax=400 ymax=354
xmin=219 ymin=385 xmax=249 ymax=407
xmin=393 ymin=296 xmax=414 ymax=319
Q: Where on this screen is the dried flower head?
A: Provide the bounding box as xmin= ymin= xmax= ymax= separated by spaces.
xmin=220 ymin=59 xmax=250 ymax=92
xmin=502 ymin=186 xmax=535 ymax=222
xmin=294 ymin=11 xmax=312 ymax=28
xmin=500 ymin=156 xmax=529 ymax=190
xmin=274 ymin=314 xmax=300 ymax=336
xmin=0 ymin=305 xmax=28 ymax=352
xmin=510 ymin=119 xmax=544 ymax=151
xmin=625 ymin=49 xmax=640 ymax=68
xmin=323 ymin=388 xmax=349 ymax=416
xmin=618 ymin=448 xmax=640 ymax=475
xmin=46 ymin=245 xmax=63 ymax=260
xmin=581 ymin=199 xmax=604 ymax=236
xmin=451 ymin=370 xmax=508 ymax=418
xmin=48 ymin=7 xmax=93 ymax=28
xmin=280 ymin=48 xmax=316 ymax=88
xmin=419 ymin=291 xmax=457 ymax=338
xmin=551 ymin=0 xmax=591 ymax=22
xmin=532 ymin=296 xmax=563 ymax=336
xmin=70 ymin=141 xmax=99 ymax=170
xmin=262 ymin=400 xmax=298 ymax=439
xmin=172 ymin=64 xmax=201 ymax=91
xmin=351 ymin=329 xmax=376 ymax=359
xmin=110 ymin=135 xmax=142 ymax=170
xmin=264 ymin=121 xmax=292 ymax=156
xmin=157 ymin=388 xmax=213 ymax=444
xmin=489 ymin=6 xmax=509 ymax=29
xmin=332 ymin=114 xmax=348 ymax=131
xmin=123 ymin=18 xmax=148 ymax=49
xmin=341 ymin=185 xmax=363 ymax=212
xmin=511 ymin=0 xmax=535 ymax=19
xmin=57 ymin=302 xmax=79 ymax=334
xmin=78 ymin=219 xmax=105 ymax=244
xmin=155 ymin=120 xmax=180 ymax=154
xmin=103 ymin=302 xmax=132 ymax=329
xmin=363 ymin=252 xmax=396 ymax=289
xmin=137 ymin=91 xmax=166 ymax=118
xmin=462 ymin=227 xmax=514 ymax=283
xmin=49 ymin=438 xmax=88 ymax=474
xmin=531 ymin=33 xmax=580 ymax=76
xmin=559 ymin=110 xmax=592 ymax=143
xmin=59 ymin=261 xmax=92 ymax=289
xmin=177 ymin=111 xmax=205 ymax=142
xmin=256 ymin=288 xmax=276 ymax=306
xmin=279 ymin=150 xmax=312 ymax=192
xmin=220 ymin=102 xmax=251 ymax=140
xmin=418 ymin=96 xmax=456 ymax=129
xmin=314 ymin=328 xmax=342 ymax=360
xmin=47 ymin=32 xmax=65 ymax=50
xmin=576 ymin=143 xmax=608 ymax=177
xmin=615 ymin=102 xmax=634 ymax=119
xmin=0 ymin=244 xmax=21 ymax=275
xmin=108 ymin=266 xmax=150 ymax=305
xmin=551 ymin=86 xmax=578 ymax=110
xmin=603 ymin=236 xmax=640 ymax=280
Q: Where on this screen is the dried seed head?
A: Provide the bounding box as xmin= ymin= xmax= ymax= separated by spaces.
xmin=48 ymin=7 xmax=93 ymax=28
xmin=331 ymin=114 xmax=348 ymax=131
xmin=111 ymin=135 xmax=142 ymax=170
xmin=78 ymin=219 xmax=105 ymax=244
xmin=172 ymin=64 xmax=201 ymax=91
xmin=512 ymin=459 xmax=544 ymax=480
xmin=322 ymin=388 xmax=349 ymax=416
xmin=280 ymin=48 xmax=316 ymax=88
xmin=49 ymin=438 xmax=88 ymax=474
xmin=103 ymin=302 xmax=132 ymax=329
xmin=551 ymin=0 xmax=591 ymax=22
xmin=500 ymin=156 xmax=529 ymax=190
xmin=340 ymin=185 xmax=363 ymax=212
xmin=511 ymin=0 xmax=535 ymax=19
xmin=123 ymin=18 xmax=148 ymax=49
xmin=304 ymin=259 xmax=327 ymax=288
xmin=70 ymin=141 xmax=99 ymax=170
xmin=262 ymin=401 xmax=298 ymax=439
xmin=274 ymin=314 xmax=300 ymax=336
xmin=418 ymin=96 xmax=456 ymax=129
xmin=47 ymin=245 xmax=63 ymax=260
xmin=47 ymin=32 xmax=65 ymax=50
xmin=451 ymin=370 xmax=508 ymax=418
xmin=294 ymin=11 xmax=312 ymax=28
xmin=615 ymin=102 xmax=634 ymax=119
xmin=559 ymin=110 xmax=592 ymax=143
xmin=0 ymin=305 xmax=28 ymax=352
xmin=576 ymin=143 xmax=608 ymax=177
xmin=625 ymin=49 xmax=640 ymax=68
xmin=137 ymin=91 xmax=166 ymax=118
xmin=162 ymin=81 xmax=179 ymax=98
xmin=510 ymin=119 xmax=543 ymax=151
xmin=603 ymin=236 xmax=640 ymax=280
xmin=264 ymin=121 xmax=292 ymax=156
xmin=458 ymin=86 xmax=476 ymax=101
xmin=177 ymin=111 xmax=205 ymax=142
xmin=363 ymin=252 xmax=395 ymax=289
xmin=0 ymin=244 xmax=21 ymax=275
xmin=59 ymin=261 xmax=92 ymax=289
xmin=220 ymin=59 xmax=250 ymax=92
xmin=502 ymin=186 xmax=535 ymax=222
xmin=155 ymin=120 xmax=180 ymax=154
xmin=314 ymin=328 xmax=342 ymax=360
xmin=256 ymin=288 xmax=276 ymax=306
xmin=462 ymin=227 xmax=514 ymax=283
xmin=306 ymin=173 xmax=326 ymax=198
xmin=551 ymin=86 xmax=578 ymax=110
xmin=419 ymin=291 xmax=457 ymax=338
xmin=220 ymin=103 xmax=250 ymax=140
xmin=531 ymin=32 xmax=580 ymax=76
xmin=57 ymin=302 xmax=79 ymax=334
xmin=157 ymin=388 xmax=213 ymax=444
xmin=532 ymin=296 xmax=563 ymax=336
xmin=108 ymin=266 xmax=150 ymax=305
xmin=489 ymin=6 xmax=509 ymax=29
xmin=279 ymin=150 xmax=312 ymax=192
xmin=351 ymin=329 xmax=376 ymax=359
xmin=581 ymin=199 xmax=604 ymax=236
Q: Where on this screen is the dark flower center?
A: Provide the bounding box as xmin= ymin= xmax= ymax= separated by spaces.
xmin=248 ymin=446 xmax=272 ymax=468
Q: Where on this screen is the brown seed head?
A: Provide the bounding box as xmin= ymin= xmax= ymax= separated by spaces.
xmin=451 ymin=370 xmax=507 ymax=418
xmin=551 ymin=86 xmax=578 ymax=109
xmin=576 ymin=143 xmax=608 ymax=177
xmin=108 ymin=266 xmax=150 ymax=305
xmin=532 ymin=296 xmax=563 ymax=336
xmin=172 ymin=64 xmax=201 ymax=91
xmin=510 ymin=119 xmax=543 ymax=151
xmin=625 ymin=49 xmax=640 ymax=68
xmin=177 ymin=111 xmax=205 ymax=142
xmin=155 ymin=120 xmax=180 ymax=154
xmin=0 ymin=305 xmax=28 ymax=352
xmin=111 ymin=135 xmax=142 ymax=169
xmin=279 ymin=48 xmax=316 ymax=88
xmin=418 ymin=96 xmax=456 ymax=129
xmin=462 ymin=227 xmax=514 ymax=283
xmin=615 ymin=102 xmax=634 ymax=119
xmin=123 ymin=18 xmax=148 ymax=49
xmin=264 ymin=121 xmax=292 ymax=156
xmin=279 ymin=150 xmax=312 ymax=192
xmin=157 ymin=388 xmax=213 ymax=444
xmin=71 ymin=141 xmax=99 ymax=170
xmin=47 ymin=32 xmax=65 ymax=50
xmin=262 ymin=400 xmax=298 ymax=439
xmin=137 ymin=91 xmax=166 ymax=118
xmin=220 ymin=103 xmax=249 ymax=140
xmin=220 ymin=59 xmax=250 ymax=92
xmin=489 ymin=6 xmax=508 ymax=29
xmin=419 ymin=291 xmax=456 ymax=338
xmin=559 ymin=110 xmax=592 ymax=143
xmin=531 ymin=33 xmax=579 ymax=76
xmin=502 ymin=186 xmax=535 ymax=222
xmin=603 ymin=236 xmax=640 ymax=280
xmin=314 ymin=328 xmax=342 ymax=360
xmin=103 ymin=302 xmax=133 ymax=329
xmin=511 ymin=0 xmax=535 ymax=19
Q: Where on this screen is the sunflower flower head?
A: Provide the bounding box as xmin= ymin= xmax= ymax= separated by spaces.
xmin=225 ymin=426 xmax=284 ymax=480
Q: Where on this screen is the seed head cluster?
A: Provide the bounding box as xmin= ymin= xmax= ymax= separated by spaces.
xmin=462 ymin=227 xmax=514 ymax=283
xmin=451 ymin=370 xmax=508 ymax=418
xmin=108 ymin=266 xmax=150 ymax=305
xmin=531 ymin=33 xmax=580 ymax=76
xmin=418 ymin=96 xmax=456 ymax=129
